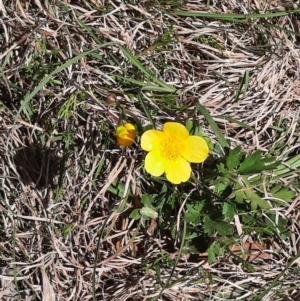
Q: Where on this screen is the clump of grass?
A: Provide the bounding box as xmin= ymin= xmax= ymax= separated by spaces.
xmin=0 ymin=0 xmax=300 ymax=300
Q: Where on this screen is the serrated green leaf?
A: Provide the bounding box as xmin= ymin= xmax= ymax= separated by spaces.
xmin=238 ymin=150 xmax=280 ymax=175
xmin=238 ymin=150 xmax=262 ymax=172
xmin=204 ymin=216 xmax=232 ymax=236
xmin=222 ymin=202 xmax=235 ymax=220
xmin=215 ymin=181 xmax=228 ymax=194
xmin=235 ymin=190 xmax=245 ymax=203
xmin=184 ymin=211 xmax=201 ymax=224
xmin=265 ymin=212 xmax=291 ymax=240
xmin=208 ymin=246 xmax=216 ymax=263
xmin=226 ymin=146 xmax=244 ymax=170
xmin=272 ymin=188 xmax=296 ymax=202
xmin=213 ymin=242 xmax=225 ymax=256
xmin=233 ymin=183 xmax=245 ymax=203
xmin=184 ymin=229 xmax=199 ymax=240
xmin=203 ymin=216 xmax=215 ymax=236
xmin=215 ymin=221 xmax=232 ymax=236
xmin=129 ymin=209 xmax=140 ymax=220
xmin=140 ymin=207 xmax=158 ymax=219
xmin=141 ymin=194 xmax=155 ymax=206
xmin=244 ymin=189 xmax=270 ymax=210
xmin=213 ymin=242 xmax=221 ymax=254
xmin=217 ymin=163 xmax=227 ymax=173
xmin=270 ymin=184 xmax=281 ymax=194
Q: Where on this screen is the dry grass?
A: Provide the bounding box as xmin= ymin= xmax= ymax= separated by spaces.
xmin=1 ymin=0 xmax=300 ymax=300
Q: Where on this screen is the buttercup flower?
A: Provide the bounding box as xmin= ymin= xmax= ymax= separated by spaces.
xmin=116 ymin=123 xmax=136 ymax=146
xmin=141 ymin=122 xmax=209 ymax=184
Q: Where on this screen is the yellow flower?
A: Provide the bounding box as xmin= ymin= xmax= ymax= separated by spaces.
xmin=116 ymin=123 xmax=136 ymax=146
xmin=141 ymin=122 xmax=209 ymax=184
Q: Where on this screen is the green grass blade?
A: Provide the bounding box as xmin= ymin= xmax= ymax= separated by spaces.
xmin=151 ymin=220 xmax=187 ymax=301
xmin=234 ymin=70 xmax=249 ymax=101
xmin=18 ymin=42 xmax=117 ymax=121
xmin=0 ymin=50 xmax=12 ymax=73
xmin=119 ymin=46 xmax=176 ymax=93
xmin=173 ymin=9 xmax=300 ymax=20
xmin=136 ymin=93 xmax=155 ymax=127
xmin=215 ymin=115 xmax=255 ymax=132
xmin=251 ymin=252 xmax=300 ymax=301
xmin=113 ymin=75 xmax=175 ymax=92
xmin=196 ymin=103 xmax=229 ymax=148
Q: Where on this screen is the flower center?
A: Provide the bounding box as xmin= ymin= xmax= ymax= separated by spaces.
xmin=160 ymin=136 xmax=183 ymax=161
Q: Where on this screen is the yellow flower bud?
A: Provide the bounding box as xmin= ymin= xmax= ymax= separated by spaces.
xmin=116 ymin=123 xmax=136 ymax=146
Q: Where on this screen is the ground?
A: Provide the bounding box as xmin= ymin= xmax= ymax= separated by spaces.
xmin=0 ymin=1 xmax=300 ymax=300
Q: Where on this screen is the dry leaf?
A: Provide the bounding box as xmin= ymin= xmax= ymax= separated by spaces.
xmin=230 ymin=242 xmax=271 ymax=262
xmin=147 ymin=219 xmax=157 ymax=236
xmin=41 ymin=264 xmax=56 ymax=301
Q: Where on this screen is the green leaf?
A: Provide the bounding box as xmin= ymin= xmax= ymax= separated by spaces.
xmin=235 ymin=190 xmax=245 ymax=203
xmin=265 ymin=212 xmax=291 ymax=240
xmin=140 ymin=207 xmax=158 ymax=219
xmin=184 ymin=229 xmax=199 ymax=240
xmin=184 ymin=211 xmax=201 ymax=225
xmin=238 ymin=150 xmax=280 ymax=175
xmin=226 ymin=146 xmax=244 ymax=170
xmin=215 ymin=221 xmax=232 ymax=236
xmin=207 ymin=246 xmax=216 ymax=263
xmin=232 ymin=182 xmax=245 ymax=204
xmin=185 ymin=120 xmax=193 ymax=132
xmin=207 ymin=242 xmax=225 ymax=263
xmin=244 ymin=189 xmax=270 ymax=210
xmin=217 ymin=163 xmax=227 ymax=173
xmin=271 ymin=187 xmax=296 ymax=202
xmin=203 ymin=216 xmax=215 ymax=236
xmin=222 ymin=202 xmax=235 ymax=220
xmin=204 ymin=216 xmax=232 ymax=236
xmin=141 ymin=194 xmax=155 ymax=206
xmin=184 ymin=203 xmax=204 ymax=225
xmin=129 ymin=209 xmax=140 ymax=220
xmin=238 ymin=150 xmax=262 ymax=173
xmin=108 ymin=181 xmax=125 ymax=197
xmin=215 ymin=181 xmax=228 ymax=194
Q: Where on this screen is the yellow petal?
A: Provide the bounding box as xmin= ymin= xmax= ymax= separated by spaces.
xmin=124 ymin=123 xmax=135 ymax=131
xmin=124 ymin=123 xmax=136 ymax=140
xmin=144 ymin=150 xmax=165 ymax=177
xmin=117 ymin=136 xmax=135 ymax=147
xmin=116 ymin=125 xmax=128 ymax=137
xmin=165 ymin=157 xmax=191 ymax=184
xmin=141 ymin=129 xmax=164 ymax=152
xmin=181 ymin=136 xmax=209 ymax=163
xmin=163 ymin=122 xmax=189 ymax=140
